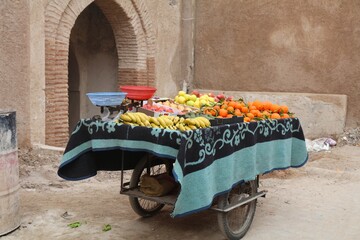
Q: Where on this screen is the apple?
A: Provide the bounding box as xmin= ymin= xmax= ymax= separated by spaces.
xmin=191 ymin=90 xmax=200 ymax=97
xmin=186 ymin=100 xmax=195 ymax=106
xmin=226 ymin=96 xmax=234 ymax=101
xmin=216 ymin=94 xmax=225 ymax=101
xmin=178 ymin=91 xmax=186 ymax=96
xmin=208 ymin=92 xmax=215 ymax=98
xmin=177 ymin=96 xmax=186 ymax=104
xmin=190 ymin=94 xmax=197 ymax=102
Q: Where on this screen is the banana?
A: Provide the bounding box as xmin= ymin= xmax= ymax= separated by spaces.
xmin=184 ymin=118 xmax=196 ymax=126
xmin=133 ymin=114 xmax=142 ymax=125
xmin=157 ymin=117 xmax=167 ymax=128
xmin=179 ymin=117 xmax=185 ymax=123
xmin=188 ymin=125 xmax=197 ymax=130
xmin=137 ymin=112 xmax=150 ymax=122
xmin=120 ymin=114 xmax=132 ymax=122
xmin=151 ymin=123 xmax=160 ymax=128
xmin=173 ymin=116 xmax=180 ymax=124
xmin=192 ymin=118 xmax=201 ymax=128
xmin=163 ymin=117 xmax=174 ymax=127
xmin=184 ymin=126 xmax=192 ymax=131
xmin=149 ymin=117 xmax=160 ymax=126
xmin=126 ymin=112 xmax=137 ymax=123
xmin=177 ymin=123 xmax=186 ymax=132
xmin=144 ymin=120 xmax=151 ymax=127
xmin=197 ymin=117 xmax=211 ymax=127
xmin=195 ymin=117 xmax=206 ymax=128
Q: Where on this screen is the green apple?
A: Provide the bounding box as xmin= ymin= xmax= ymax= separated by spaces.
xmin=190 ymin=94 xmax=198 ymax=102
xmin=178 ymin=91 xmax=186 ymax=96
xmin=177 ymin=96 xmax=186 ymax=104
xmin=186 ymin=100 xmax=195 ymax=106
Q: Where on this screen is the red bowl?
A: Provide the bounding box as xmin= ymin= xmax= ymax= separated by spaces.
xmin=119 ymin=85 xmax=157 ymax=100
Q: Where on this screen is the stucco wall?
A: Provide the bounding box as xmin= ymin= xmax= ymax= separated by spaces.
xmin=194 ymin=0 xmax=360 ymax=127
xmin=146 ymin=0 xmax=182 ymax=98
xmin=0 ymin=0 xmax=30 ymax=147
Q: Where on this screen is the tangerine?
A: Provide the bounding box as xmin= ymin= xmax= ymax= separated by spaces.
xmin=234 ymin=108 xmax=242 ymax=116
xmin=241 ymin=106 xmax=249 ymax=113
xmin=219 ymin=108 xmax=228 ymax=117
xmin=270 ymin=113 xmax=281 ymax=119
xmin=279 ymin=105 xmax=289 ymax=114
xmin=227 ymin=106 xmax=235 ymax=113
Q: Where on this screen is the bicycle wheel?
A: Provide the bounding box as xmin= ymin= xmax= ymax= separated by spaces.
xmin=129 ymin=155 xmax=172 ymax=217
xmin=217 ymin=180 xmax=257 ymax=240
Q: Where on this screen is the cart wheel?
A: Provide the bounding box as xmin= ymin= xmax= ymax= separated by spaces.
xmin=129 ymin=155 xmax=172 ymax=217
xmin=217 ymin=180 xmax=257 ymax=240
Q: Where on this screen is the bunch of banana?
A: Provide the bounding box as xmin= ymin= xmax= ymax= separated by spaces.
xmin=117 ymin=112 xmax=211 ymax=131
xmin=118 ymin=112 xmax=151 ymax=127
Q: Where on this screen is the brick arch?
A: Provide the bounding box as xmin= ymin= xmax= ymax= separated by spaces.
xmin=45 ymin=0 xmax=155 ymax=146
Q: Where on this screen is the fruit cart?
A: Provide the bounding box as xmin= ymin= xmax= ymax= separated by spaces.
xmin=58 ymin=112 xmax=308 ymax=240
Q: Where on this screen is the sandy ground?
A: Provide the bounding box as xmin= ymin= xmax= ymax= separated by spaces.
xmin=1 ymin=144 xmax=360 ymax=240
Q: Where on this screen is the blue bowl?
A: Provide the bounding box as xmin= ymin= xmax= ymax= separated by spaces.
xmin=86 ymin=92 xmax=128 ymax=106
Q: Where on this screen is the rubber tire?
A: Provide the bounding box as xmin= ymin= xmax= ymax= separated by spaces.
xmin=217 ymin=180 xmax=257 ymax=240
xmin=128 ymin=155 xmax=170 ymax=217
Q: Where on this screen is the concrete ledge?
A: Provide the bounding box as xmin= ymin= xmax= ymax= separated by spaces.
xmin=199 ymin=90 xmax=347 ymax=139
xmin=33 ymin=143 xmax=65 ymax=153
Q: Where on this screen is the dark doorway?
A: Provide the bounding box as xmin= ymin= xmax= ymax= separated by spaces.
xmin=68 ymin=2 xmax=118 ymax=126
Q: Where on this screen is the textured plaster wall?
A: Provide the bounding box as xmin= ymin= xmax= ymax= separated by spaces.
xmin=194 ymin=0 xmax=360 ymax=127
xmin=30 ymin=0 xmax=46 ymax=145
xmin=0 ymin=0 xmax=30 ymax=147
xmin=146 ymin=0 xmax=182 ymax=98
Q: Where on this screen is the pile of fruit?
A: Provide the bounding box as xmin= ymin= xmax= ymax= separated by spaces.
xmin=202 ymin=98 xmax=293 ymax=122
xmin=115 ymin=90 xmax=294 ymax=130
xmin=117 ymin=112 xmax=211 ymax=131
xmin=142 ymin=100 xmax=195 ymax=115
xmin=174 ymin=90 xmax=217 ymax=108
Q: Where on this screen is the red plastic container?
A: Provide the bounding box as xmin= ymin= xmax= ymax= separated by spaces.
xmin=119 ymin=85 xmax=157 ymax=100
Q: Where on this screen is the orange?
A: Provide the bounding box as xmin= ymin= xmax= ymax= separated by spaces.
xmin=227 ymin=106 xmax=234 ymax=113
xmin=228 ymin=101 xmax=236 ymax=108
xmin=227 ymin=114 xmax=233 ymax=118
xmin=249 ymin=105 xmax=257 ymax=111
xmin=270 ymin=113 xmax=281 ymax=119
xmin=234 ymin=108 xmax=242 ymax=116
xmin=270 ymin=104 xmax=280 ymax=113
xmin=252 ymin=100 xmax=264 ymax=111
xmin=241 ymin=106 xmax=249 ymax=113
xmin=281 ymin=113 xmax=290 ymax=118
xmin=219 ymin=108 xmax=228 ymax=118
xmin=234 ymin=102 xmax=243 ymax=110
xmin=246 ymin=113 xmax=255 ymax=119
xmin=262 ymin=110 xmax=270 ymax=117
xmin=221 ymin=104 xmax=228 ymax=109
xmin=213 ymin=105 xmax=221 ymax=111
xmin=262 ymin=101 xmax=272 ymax=111
xmin=244 ymin=117 xmax=251 ymax=122
xmin=279 ymin=105 xmax=289 ymax=114
xmin=250 ymin=109 xmax=259 ymax=117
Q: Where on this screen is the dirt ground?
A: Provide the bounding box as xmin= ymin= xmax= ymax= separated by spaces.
xmin=2 ymin=142 xmax=360 ymax=240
